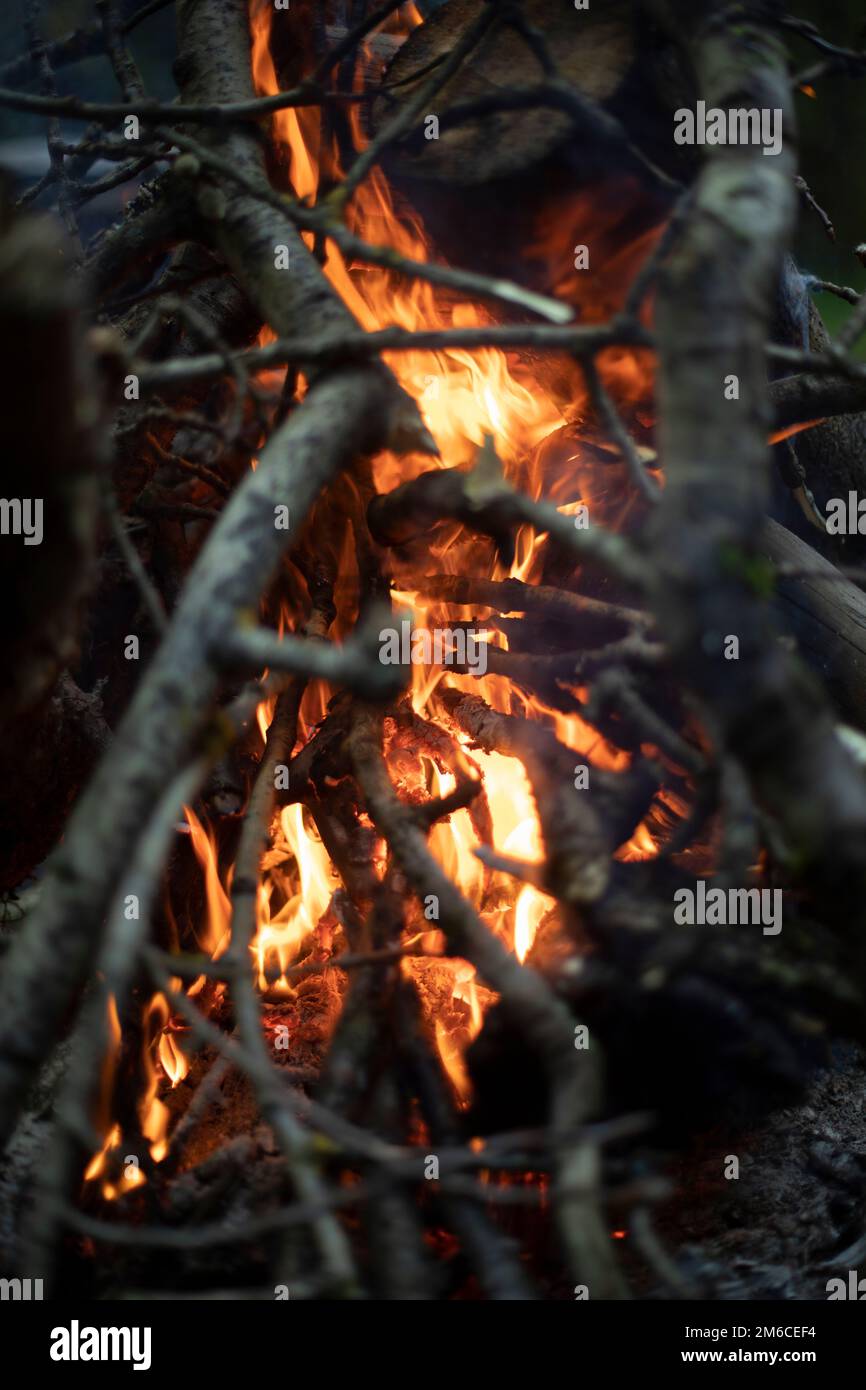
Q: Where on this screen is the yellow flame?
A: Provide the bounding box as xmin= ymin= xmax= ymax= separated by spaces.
xmin=254 ymin=803 xmax=334 ymax=993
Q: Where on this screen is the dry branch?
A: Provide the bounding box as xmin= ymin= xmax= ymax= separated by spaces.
xmin=439 ymin=687 xmax=660 ymax=903
xmin=368 ymin=447 xmax=647 ymax=587
xmin=226 ymin=677 xmax=358 ymax=1294
xmin=136 ymin=317 xmax=650 ymax=394
xmin=173 ymin=0 xmax=432 ymax=454
xmin=646 ymin=0 xmax=866 ymax=923
xmin=348 ymin=701 xmax=627 ymax=1297
xmin=0 ymin=367 xmax=416 ymax=1152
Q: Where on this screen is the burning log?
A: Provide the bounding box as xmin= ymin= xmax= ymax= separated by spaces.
xmin=372 ymin=0 xmax=651 ymax=188
xmin=418 ymin=572 xmax=652 ymax=634
xmin=391 ymin=975 xmax=537 ymax=1301
xmin=226 ymin=674 xmax=358 ymax=1293
xmin=368 ymin=439 xmax=649 ymax=585
xmin=369 ymin=0 xmax=678 ymax=298
xmin=368 ymin=462 xmax=521 ymax=562
xmin=4 ymin=0 xmax=866 ymax=1311
xmin=438 ymin=687 xmax=661 ymax=910
xmin=347 ymin=701 xmax=628 ymax=1296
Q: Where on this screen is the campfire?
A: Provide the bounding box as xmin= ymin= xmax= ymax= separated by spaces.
xmin=85 ymin=0 xmax=663 ymax=1256
xmin=3 ymin=0 xmax=866 ymax=1308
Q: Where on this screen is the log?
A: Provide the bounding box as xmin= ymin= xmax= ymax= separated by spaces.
xmin=769 ymin=265 xmax=866 ymax=560
xmin=366 ymin=0 xmax=675 ymax=289
xmin=763 ymin=518 xmax=866 ymax=732
xmin=372 ymin=0 xmax=650 ymax=187
xmin=645 ymin=0 xmax=866 ymax=924
xmin=438 ymin=687 xmax=659 ymax=905
xmin=367 ymin=464 xmax=519 ymax=562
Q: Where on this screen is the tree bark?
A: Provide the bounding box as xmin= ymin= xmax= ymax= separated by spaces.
xmin=646 ymin=0 xmax=866 ymax=928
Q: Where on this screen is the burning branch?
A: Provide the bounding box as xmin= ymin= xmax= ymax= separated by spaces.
xmin=0 ymin=365 xmax=420 ymax=1153
xmin=348 ymin=701 xmax=628 ymax=1296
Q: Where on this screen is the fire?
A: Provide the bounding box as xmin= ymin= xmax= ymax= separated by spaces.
xmin=246 ymin=0 xmax=572 ymax=1096
xmin=617 ymin=820 xmax=658 ymax=863
xmin=254 ymin=803 xmax=334 ymax=995
xmin=85 ymin=992 xmax=186 ymax=1200
xmin=158 ymin=1029 xmax=189 ymax=1087
xmin=87 ymin=3 xmax=661 ymax=1196
xmin=326 ymin=182 xmax=569 ymax=501
xmin=249 ymin=7 xmax=320 ymax=205
xmin=140 ymin=994 xmax=173 ymax=1165
xmin=83 ymin=995 xmax=125 ymax=1192
xmin=83 ymin=1125 xmax=147 ymax=1201
xmin=514 ymin=885 xmax=548 ymax=964
xmin=434 ymin=1016 xmax=473 ymax=1104
xmin=183 ymin=806 xmax=231 ymax=960
xmin=243 ymin=0 xmax=657 ymax=1098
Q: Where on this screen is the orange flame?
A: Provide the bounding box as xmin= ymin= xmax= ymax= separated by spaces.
xmin=243 ymin=0 xmax=660 ymax=1099
xmin=85 ymin=5 xmax=663 ymax=1189
xmin=255 ymin=803 xmax=334 ymax=994
xmin=183 ymin=805 xmax=231 ymax=959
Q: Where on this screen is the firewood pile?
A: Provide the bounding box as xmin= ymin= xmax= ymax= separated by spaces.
xmin=1 ymin=0 xmax=866 ymax=1302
